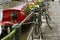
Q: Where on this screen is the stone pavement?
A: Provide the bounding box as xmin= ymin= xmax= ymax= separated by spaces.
xmin=43 ymin=1 xmax=60 ymax=40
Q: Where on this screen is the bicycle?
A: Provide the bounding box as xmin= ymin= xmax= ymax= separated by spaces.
xmin=33 ymin=2 xmax=52 ymax=39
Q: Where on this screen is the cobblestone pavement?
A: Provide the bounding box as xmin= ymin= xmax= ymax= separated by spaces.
xmin=43 ymin=1 xmax=60 ymax=40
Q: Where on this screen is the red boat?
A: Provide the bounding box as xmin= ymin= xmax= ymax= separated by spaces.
xmin=2 ymin=3 xmax=27 ymax=24
xmin=0 ymin=2 xmax=33 ymax=39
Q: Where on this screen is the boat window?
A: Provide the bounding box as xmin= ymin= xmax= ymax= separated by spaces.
xmin=10 ymin=11 xmax=18 ymax=22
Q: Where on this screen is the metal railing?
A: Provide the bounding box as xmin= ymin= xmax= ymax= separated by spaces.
xmin=1 ymin=29 xmax=16 ymax=40
xmin=27 ymin=25 xmax=35 ymax=40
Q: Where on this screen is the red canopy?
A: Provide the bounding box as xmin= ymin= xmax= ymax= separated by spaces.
xmin=1 ymin=3 xmax=27 ymax=26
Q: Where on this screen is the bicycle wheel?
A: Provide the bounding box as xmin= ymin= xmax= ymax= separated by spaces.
xmin=45 ymin=14 xmax=52 ymax=29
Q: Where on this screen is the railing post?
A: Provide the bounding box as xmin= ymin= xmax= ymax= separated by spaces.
xmin=12 ymin=25 xmax=21 ymax=40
